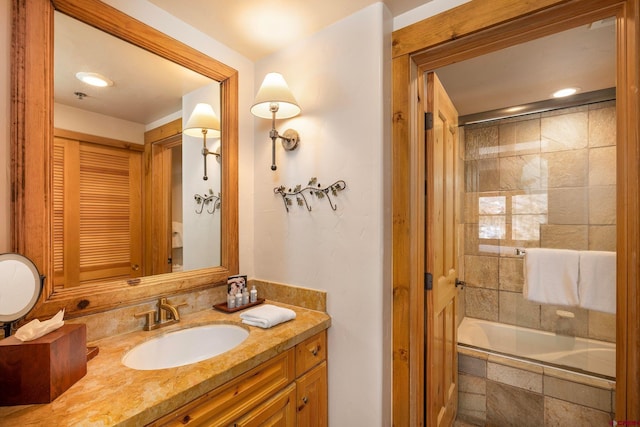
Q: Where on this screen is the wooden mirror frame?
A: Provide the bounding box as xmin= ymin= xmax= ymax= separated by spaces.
xmin=11 ymin=0 xmax=239 ymax=319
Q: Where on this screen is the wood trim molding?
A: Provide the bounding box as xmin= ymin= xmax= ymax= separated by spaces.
xmin=391 ymin=0 xmax=640 ymax=424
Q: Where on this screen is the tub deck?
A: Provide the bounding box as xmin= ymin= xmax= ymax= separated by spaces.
xmin=458 ymin=317 xmax=615 ymax=378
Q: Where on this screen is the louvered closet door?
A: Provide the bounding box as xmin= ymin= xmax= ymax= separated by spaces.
xmin=53 ymin=137 xmax=143 ymax=287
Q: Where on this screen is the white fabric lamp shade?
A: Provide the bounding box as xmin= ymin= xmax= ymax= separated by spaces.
xmin=183 ymin=103 xmax=221 ymax=137
xmin=251 ymin=73 xmax=301 ymax=119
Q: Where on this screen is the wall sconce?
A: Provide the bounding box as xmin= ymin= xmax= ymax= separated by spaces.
xmin=183 ymin=103 xmax=221 ymax=181
xmin=251 ymin=73 xmax=301 ymax=171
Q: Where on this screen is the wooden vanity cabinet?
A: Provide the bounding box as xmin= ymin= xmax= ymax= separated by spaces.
xmin=148 ymin=330 xmax=327 ymax=427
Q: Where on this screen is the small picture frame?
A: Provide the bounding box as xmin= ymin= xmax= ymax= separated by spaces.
xmin=227 ymin=274 xmax=247 ymax=297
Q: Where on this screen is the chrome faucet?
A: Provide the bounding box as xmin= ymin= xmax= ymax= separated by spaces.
xmin=135 ymin=297 xmax=187 ymax=331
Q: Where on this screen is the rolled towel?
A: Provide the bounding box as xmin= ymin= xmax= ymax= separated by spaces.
xmin=240 ymin=304 xmax=296 ymax=328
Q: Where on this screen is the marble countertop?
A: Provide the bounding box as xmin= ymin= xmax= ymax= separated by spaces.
xmin=0 ymin=301 xmax=331 ymax=426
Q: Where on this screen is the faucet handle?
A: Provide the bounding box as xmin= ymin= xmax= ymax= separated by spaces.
xmin=134 ymin=310 xmax=156 ymax=331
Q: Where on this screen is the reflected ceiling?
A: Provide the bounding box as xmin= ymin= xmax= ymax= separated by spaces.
xmin=54 ymin=12 xmax=213 ymax=126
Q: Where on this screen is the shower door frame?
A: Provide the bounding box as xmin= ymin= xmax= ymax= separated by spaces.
xmin=390 ymin=0 xmax=639 ymax=425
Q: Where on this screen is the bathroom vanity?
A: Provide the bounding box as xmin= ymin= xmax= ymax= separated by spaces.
xmin=0 ymin=302 xmax=330 ymax=426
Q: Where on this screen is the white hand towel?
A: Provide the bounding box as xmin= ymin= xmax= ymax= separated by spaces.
xmin=240 ymin=304 xmax=296 ymax=329
xmin=578 ymin=251 xmax=616 ymax=314
xmin=14 ymin=309 xmax=65 ymax=342
xmin=523 ymin=248 xmax=579 ymax=306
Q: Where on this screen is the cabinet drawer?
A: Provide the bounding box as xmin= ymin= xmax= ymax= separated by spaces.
xmin=232 ymin=383 xmax=296 ymax=427
xmin=149 ymin=348 xmax=295 ymax=427
xmin=295 ymin=331 xmax=326 ymax=377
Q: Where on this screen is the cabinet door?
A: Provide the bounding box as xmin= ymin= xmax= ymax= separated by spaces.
xmin=233 ymin=383 xmax=296 ymax=427
xmin=296 ymin=362 xmax=327 ymax=427
xmin=295 ymin=331 xmax=326 ymax=377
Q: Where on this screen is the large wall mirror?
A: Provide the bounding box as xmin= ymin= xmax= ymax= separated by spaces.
xmin=11 ymin=0 xmax=239 ymax=319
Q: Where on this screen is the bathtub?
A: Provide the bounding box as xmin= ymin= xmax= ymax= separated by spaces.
xmin=457 ymin=317 xmax=615 ymax=378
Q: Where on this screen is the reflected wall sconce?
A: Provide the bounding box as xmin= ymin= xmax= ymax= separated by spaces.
xmin=251 ymin=73 xmax=301 ymax=171
xmin=184 ymin=103 xmax=221 ymax=181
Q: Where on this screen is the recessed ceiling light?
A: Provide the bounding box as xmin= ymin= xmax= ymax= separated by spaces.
xmin=75 ymin=72 xmax=113 ymax=87
xmin=552 ymin=87 xmax=579 ymax=98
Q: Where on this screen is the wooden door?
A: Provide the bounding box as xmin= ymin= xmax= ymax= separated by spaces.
xmin=425 ymin=72 xmax=460 ymax=427
xmin=52 ymin=135 xmax=143 ymax=287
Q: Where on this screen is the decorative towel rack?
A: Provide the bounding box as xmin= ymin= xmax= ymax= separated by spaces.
xmin=274 ymin=177 xmax=347 ymax=212
xmin=194 ymin=189 xmax=221 ymax=214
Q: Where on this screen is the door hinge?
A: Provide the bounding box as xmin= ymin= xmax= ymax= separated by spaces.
xmin=425 ymin=112 xmax=433 ymax=131
xmin=425 ymin=272 xmax=433 ymax=290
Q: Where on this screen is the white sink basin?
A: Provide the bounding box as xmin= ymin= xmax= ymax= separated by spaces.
xmin=122 ymin=324 xmax=249 ymax=370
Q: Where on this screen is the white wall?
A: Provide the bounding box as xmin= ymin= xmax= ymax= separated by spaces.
xmin=254 ymin=4 xmax=392 ymax=425
xmin=182 ymin=83 xmax=222 ymax=270
xmin=54 ymin=103 xmax=146 ymax=144
xmin=393 ymin=0 xmax=471 ymax=30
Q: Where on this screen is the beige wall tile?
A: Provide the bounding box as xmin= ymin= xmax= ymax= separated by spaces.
xmin=499 ymin=256 xmax=524 ymax=292
xmin=487 ymin=362 xmax=543 ymax=392
xmin=589 ymin=225 xmax=616 ymax=251
xmin=465 ymin=124 xmax=499 ymax=160
xmin=499 ymin=119 xmax=540 ymax=157
xmin=543 ymin=376 xmax=611 ymax=412
xmin=464 ymin=192 xmax=479 ymax=224
xmin=465 ymin=255 xmax=499 ymax=289
xmin=464 ymin=224 xmax=500 ymax=256
xmin=499 ymin=291 xmax=541 ymax=329
xmin=588 ymin=104 xmax=616 ymax=148
xmin=589 ymin=186 xmax=616 ymax=225
xmin=543 ymin=149 xmax=588 ymax=188
xmin=588 ymin=310 xmax=616 ymax=343
xmin=500 ymin=155 xmax=542 ymax=191
xmin=544 ymin=397 xmax=612 ymax=426
xmin=541 ymin=111 xmax=588 ymax=152
xmin=486 ymin=382 xmax=544 ymax=427
xmin=540 ymin=305 xmax=588 ymax=337
xmin=465 ymin=159 xmax=501 ymax=192
xmin=547 ymin=187 xmax=588 ymax=224
xmin=465 ymin=287 xmax=499 ymax=321
xmin=589 ymin=146 xmax=616 ymax=186
xmin=540 ymin=225 xmax=588 ymax=250
xmin=459 ymin=354 xmax=487 ymax=377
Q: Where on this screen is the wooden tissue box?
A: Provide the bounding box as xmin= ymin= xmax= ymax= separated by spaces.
xmin=0 ymin=323 xmax=87 ymax=405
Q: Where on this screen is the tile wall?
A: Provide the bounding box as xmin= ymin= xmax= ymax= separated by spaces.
xmin=457 ymin=347 xmax=615 ymax=426
xmin=462 ymin=101 xmax=617 ymax=342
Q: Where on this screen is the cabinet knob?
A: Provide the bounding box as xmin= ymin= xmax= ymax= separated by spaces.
xmin=302 ymin=396 xmax=308 ymax=404
xmin=310 ymin=346 xmax=319 ymax=356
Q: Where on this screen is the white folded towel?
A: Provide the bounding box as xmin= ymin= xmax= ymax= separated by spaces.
xmin=240 ymin=304 xmax=296 ymax=329
xmin=578 ymin=251 xmax=616 ymax=314
xmin=15 ymin=309 xmax=65 ymax=342
xmin=523 ymin=248 xmax=580 ymax=306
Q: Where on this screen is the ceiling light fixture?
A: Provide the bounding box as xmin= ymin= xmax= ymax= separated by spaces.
xmin=552 ymin=87 xmax=579 ymax=98
xmin=251 ymin=73 xmax=301 ymax=171
xmin=184 ymin=103 xmax=221 ymax=181
xmin=75 ymin=72 xmax=113 ymax=87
